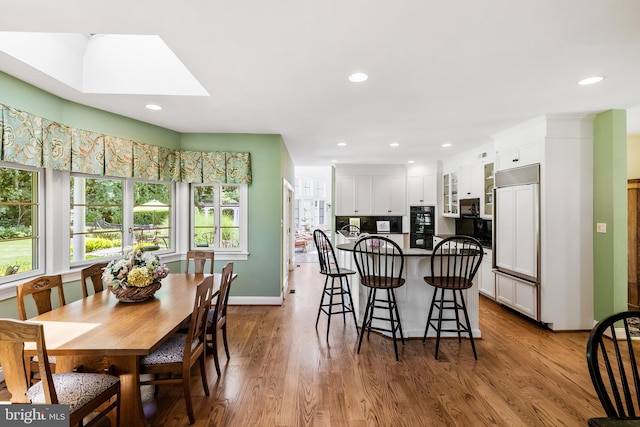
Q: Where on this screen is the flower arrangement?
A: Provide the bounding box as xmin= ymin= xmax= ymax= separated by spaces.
xmin=103 ymin=248 xmax=169 ymax=292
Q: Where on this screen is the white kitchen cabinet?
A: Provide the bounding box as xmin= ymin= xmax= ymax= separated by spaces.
xmin=496 ymin=140 xmax=541 ymax=171
xmin=408 ymin=174 xmax=437 ymax=206
xmin=478 ymin=248 xmax=495 ymax=299
xmin=458 ymin=163 xmax=483 ymax=199
xmin=442 ymin=171 xmax=459 ymax=217
xmin=482 ymin=162 xmax=494 ymax=218
xmin=495 ymin=273 xmax=538 ymax=319
xmin=372 ymin=175 xmax=406 ymax=215
xmin=335 ymin=175 xmax=372 ymax=215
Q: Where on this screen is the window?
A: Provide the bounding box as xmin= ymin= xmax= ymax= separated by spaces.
xmin=192 ymin=184 xmax=247 ymax=253
xmin=70 ymin=176 xmax=174 ymax=264
xmin=70 ymin=175 xmax=124 ymax=262
xmin=0 ymin=164 xmax=42 ymax=280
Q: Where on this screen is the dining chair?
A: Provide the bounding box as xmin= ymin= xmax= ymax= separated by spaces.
xmin=80 ymin=262 xmax=108 ymax=298
xmin=185 ymin=250 xmax=214 ymax=274
xmin=352 ymin=235 xmax=406 ymax=361
xmin=139 ymin=275 xmax=215 ymax=424
xmin=207 ymin=262 xmax=234 ymax=377
xmin=16 ymin=274 xmax=66 ymax=382
xmin=423 ymin=235 xmax=483 ymax=360
xmin=586 ymin=310 xmax=640 ymax=418
xmin=312 ymin=229 xmax=358 ymax=341
xmin=0 ymin=318 xmax=121 ymax=427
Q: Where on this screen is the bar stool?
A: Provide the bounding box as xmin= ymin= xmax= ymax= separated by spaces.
xmin=312 ymin=229 xmax=358 ymax=340
xmin=352 ymin=235 xmax=405 ymax=361
xmin=423 ymin=235 xmax=483 ymax=360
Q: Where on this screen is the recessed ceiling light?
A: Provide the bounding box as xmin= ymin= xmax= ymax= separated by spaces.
xmin=578 ymin=76 xmax=605 ymax=85
xmin=145 ymin=104 xmax=162 ymax=111
xmin=348 ymin=72 xmax=368 ymax=83
xmin=337 ymin=142 xmax=347 ymax=146
xmin=408 ymin=160 xmax=415 ymax=164
xmin=390 ymin=142 xmax=399 ymax=147
xmin=442 ymin=143 xmax=452 ymax=148
xmin=331 ymin=159 xmax=337 ymax=163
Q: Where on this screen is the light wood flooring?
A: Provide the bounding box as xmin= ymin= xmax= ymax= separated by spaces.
xmin=3 ymin=262 xmax=604 ymax=426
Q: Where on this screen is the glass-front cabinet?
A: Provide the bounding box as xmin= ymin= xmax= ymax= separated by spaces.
xmin=483 ymin=162 xmax=494 ymax=218
xmin=442 ymin=171 xmax=459 ymax=217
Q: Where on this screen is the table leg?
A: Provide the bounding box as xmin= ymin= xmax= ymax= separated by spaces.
xmin=55 ymin=355 xmax=147 ymax=427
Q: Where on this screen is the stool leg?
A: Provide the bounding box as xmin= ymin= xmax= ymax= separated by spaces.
xmin=458 ymin=290 xmax=478 ymax=360
xmin=357 ymin=288 xmax=374 ymax=354
xmin=388 ymin=289 xmax=400 ymax=361
xmin=390 ymin=289 xmax=405 ymax=345
xmin=326 ymin=276 xmax=335 ymax=341
xmin=339 ymin=276 xmax=347 ymax=325
xmin=316 ymin=275 xmax=330 ymax=329
xmin=344 ymin=276 xmax=358 ymax=329
xmin=423 ymin=287 xmax=438 ymax=342
xmin=434 ymin=288 xmax=446 ymax=360
xmin=452 ymin=290 xmax=462 ymax=343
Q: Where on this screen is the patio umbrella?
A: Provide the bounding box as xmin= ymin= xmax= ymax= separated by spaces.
xmin=133 ymin=200 xmax=169 ymax=225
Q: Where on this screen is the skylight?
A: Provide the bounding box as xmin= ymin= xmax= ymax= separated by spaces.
xmin=0 ymin=32 xmax=209 ymax=96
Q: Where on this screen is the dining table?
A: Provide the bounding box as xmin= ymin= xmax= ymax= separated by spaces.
xmin=24 ymin=273 xmax=225 ymax=427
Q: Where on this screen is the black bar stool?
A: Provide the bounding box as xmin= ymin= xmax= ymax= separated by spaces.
xmin=352 ymin=235 xmax=406 ymax=361
xmin=312 ymin=229 xmax=358 ymax=340
xmin=423 ymin=235 xmax=483 ymax=359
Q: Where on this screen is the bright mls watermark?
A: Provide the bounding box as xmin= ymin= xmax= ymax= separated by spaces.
xmin=0 ymin=405 xmax=69 ymax=426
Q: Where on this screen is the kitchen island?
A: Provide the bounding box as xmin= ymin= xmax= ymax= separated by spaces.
xmin=335 ymin=239 xmax=480 ymax=339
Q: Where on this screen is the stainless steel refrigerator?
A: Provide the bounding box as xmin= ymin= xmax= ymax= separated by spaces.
xmin=492 ymin=164 xmax=541 ymax=320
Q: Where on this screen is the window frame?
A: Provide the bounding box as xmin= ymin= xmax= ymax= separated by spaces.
xmin=190 ymin=183 xmax=248 ymax=259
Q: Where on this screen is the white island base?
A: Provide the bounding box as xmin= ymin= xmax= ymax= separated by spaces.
xmin=336 ymin=241 xmax=480 ymax=340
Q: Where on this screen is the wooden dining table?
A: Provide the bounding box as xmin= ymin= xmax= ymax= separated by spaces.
xmin=25 ymin=273 xmax=223 ymax=427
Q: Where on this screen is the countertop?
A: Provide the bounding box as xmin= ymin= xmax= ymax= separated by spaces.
xmin=336 ymin=242 xmax=432 ymax=257
xmin=435 ymin=234 xmax=493 ymax=249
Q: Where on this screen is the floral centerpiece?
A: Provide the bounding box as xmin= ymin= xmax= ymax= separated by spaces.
xmin=102 ymin=249 xmax=170 ymax=302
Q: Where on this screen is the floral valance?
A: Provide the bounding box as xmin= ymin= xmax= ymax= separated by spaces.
xmin=0 ymin=104 xmax=252 ymax=184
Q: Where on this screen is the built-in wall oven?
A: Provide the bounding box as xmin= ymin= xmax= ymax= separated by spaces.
xmin=409 ymin=206 xmax=435 ymax=249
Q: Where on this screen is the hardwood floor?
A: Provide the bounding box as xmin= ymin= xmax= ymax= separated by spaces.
xmin=1 ymin=262 xmax=604 ymax=426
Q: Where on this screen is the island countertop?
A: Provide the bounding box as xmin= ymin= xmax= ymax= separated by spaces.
xmin=336 ymin=242 xmax=433 ymax=257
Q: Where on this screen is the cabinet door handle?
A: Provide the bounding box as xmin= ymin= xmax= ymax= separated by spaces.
xmin=512 ymin=158 xmax=519 ymax=162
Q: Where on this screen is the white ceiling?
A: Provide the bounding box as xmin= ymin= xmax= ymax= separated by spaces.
xmin=1 ymin=0 xmax=640 ymax=167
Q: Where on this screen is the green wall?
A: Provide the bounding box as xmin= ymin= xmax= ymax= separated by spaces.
xmin=0 ymin=72 xmax=290 ymax=317
xmin=593 ymin=109 xmax=628 ymax=321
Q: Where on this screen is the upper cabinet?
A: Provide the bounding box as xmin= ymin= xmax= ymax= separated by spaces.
xmin=442 ymin=170 xmax=459 ymax=217
xmin=335 ymin=175 xmax=372 ymax=215
xmin=483 ymin=162 xmax=494 ymax=218
xmin=334 ymin=165 xmax=407 ymax=216
xmin=495 ymin=140 xmax=541 ymax=171
xmin=372 ymin=175 xmax=406 ymax=215
xmin=407 ymin=174 xmax=437 ymax=206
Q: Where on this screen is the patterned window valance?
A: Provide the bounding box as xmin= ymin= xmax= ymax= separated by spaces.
xmin=0 ymin=104 xmax=252 ymax=184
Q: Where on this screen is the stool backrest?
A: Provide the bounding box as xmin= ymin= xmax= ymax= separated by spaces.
xmin=430 ymin=236 xmax=483 ymax=289
xmin=352 ymin=236 xmax=404 ymax=289
xmin=313 ymin=229 xmax=341 ymax=274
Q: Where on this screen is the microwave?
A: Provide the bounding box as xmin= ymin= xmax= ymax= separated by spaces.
xmin=460 ymin=198 xmax=480 ymax=217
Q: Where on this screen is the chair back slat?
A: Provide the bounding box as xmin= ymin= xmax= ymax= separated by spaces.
xmin=430 ymin=236 xmax=483 ymax=290
xmin=352 ymin=236 xmax=404 ymax=289
xmin=16 ymin=275 xmax=66 ymax=320
xmin=313 ymin=230 xmax=341 ymax=275
xmin=0 ymin=319 xmax=57 ymax=404
xmin=186 ymin=250 xmax=214 ymax=274
xmin=81 ymin=262 xmax=108 ymax=297
xmin=185 ymin=276 xmax=215 ymax=363
xmin=212 ymin=262 xmax=234 ymax=329
xmin=587 ymin=311 xmax=640 ymax=417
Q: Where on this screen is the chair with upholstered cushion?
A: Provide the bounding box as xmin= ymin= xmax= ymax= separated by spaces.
xmin=185 ymin=250 xmax=214 ymax=274
xmin=0 ymin=318 xmax=120 ymax=427
xmin=207 ymin=262 xmax=234 ymax=377
xmin=423 ymin=235 xmax=483 ymax=360
xmin=139 ymin=275 xmax=215 ymax=424
xmin=80 ymin=262 xmax=108 ymax=298
xmin=16 ymin=274 xmax=66 ymax=383
xmin=352 ymin=235 xmax=406 ymax=361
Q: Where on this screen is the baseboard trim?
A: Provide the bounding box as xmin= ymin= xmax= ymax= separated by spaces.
xmin=228 ymin=296 xmax=282 ymax=306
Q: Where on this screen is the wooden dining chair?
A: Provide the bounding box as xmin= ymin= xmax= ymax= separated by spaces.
xmin=0 ymin=318 xmax=121 ymax=427
xmin=207 ymin=262 xmax=234 ymax=377
xmin=16 ymin=274 xmax=66 ymax=382
xmin=185 ymin=250 xmax=214 ymax=274
xmin=139 ymin=275 xmax=215 ymax=424
xmin=80 ymin=262 xmax=108 ymax=298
